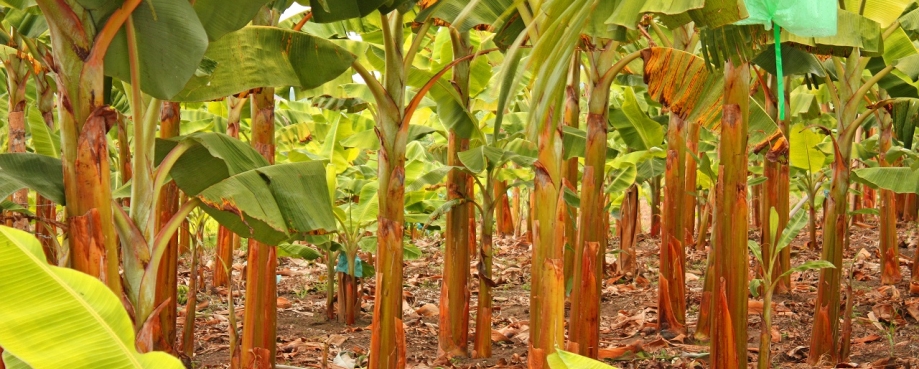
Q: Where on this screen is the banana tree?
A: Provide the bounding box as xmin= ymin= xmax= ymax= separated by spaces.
xmin=609 ymin=1 xmax=751 ymax=343
xmin=2 ymin=0 xmax=356 ymax=359
xmin=497 ymin=0 xmax=594 ymax=365
xmin=785 ymin=3 xmax=919 ymax=362
xmin=568 ymin=4 xmax=645 ymax=357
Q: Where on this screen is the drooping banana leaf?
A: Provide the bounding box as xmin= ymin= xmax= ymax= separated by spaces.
xmin=853 ymin=167 xmax=919 ymax=194
xmin=783 ymin=9 xmax=882 ymax=56
xmin=156 ymin=133 xmax=336 ymax=244
xmin=102 ymin=0 xmax=209 ymax=100
xmin=606 ymin=0 xmax=749 ymax=30
xmin=194 ymin=161 xmax=337 ymax=245
xmin=752 ymin=43 xmax=827 ymax=77
xmin=155 ymin=132 xmax=270 ymax=195
xmin=843 ymin=0 xmax=914 ymax=28
xmin=308 ymin=0 xmax=411 ymax=23
xmin=172 ymin=26 xmax=356 ymax=102
xmin=748 ymin=97 xmax=781 ymax=150
xmin=642 ymin=46 xmax=781 ymax=146
xmin=0 ymin=226 xmax=184 ymax=369
xmin=192 ymin=0 xmax=273 ymax=41
xmin=0 ymin=153 xmax=65 ymax=205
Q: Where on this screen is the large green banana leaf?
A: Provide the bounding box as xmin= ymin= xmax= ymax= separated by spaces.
xmin=842 ymin=0 xmax=914 ymax=28
xmin=0 ymin=226 xmax=184 ymax=369
xmin=70 ymin=0 xmax=274 ymax=100
xmin=308 ymin=0 xmax=411 ymax=23
xmin=752 ymin=44 xmax=827 ymax=77
xmin=197 ymin=161 xmax=336 ymax=245
xmin=192 ymin=0 xmax=273 ymax=41
xmin=0 ymin=153 xmax=64 ymax=205
xmin=172 ymin=26 xmax=356 ymax=102
xmin=607 ymin=0 xmax=748 ymax=30
xmin=155 ymin=133 xmax=270 ymax=195
xmin=784 ymin=9 xmax=881 ymax=55
xmin=102 ymin=0 xmax=209 ymax=100
xmin=157 ymin=133 xmax=336 ymax=245
xmin=789 ymin=123 xmax=828 ymax=173
xmin=853 ymin=167 xmax=919 ymax=194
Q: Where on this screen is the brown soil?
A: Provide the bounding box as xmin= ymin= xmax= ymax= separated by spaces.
xmin=179 ymin=217 xmax=919 ymax=368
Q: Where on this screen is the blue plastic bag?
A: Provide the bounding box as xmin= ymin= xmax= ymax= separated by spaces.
xmin=335 ymin=253 xmax=362 ymax=278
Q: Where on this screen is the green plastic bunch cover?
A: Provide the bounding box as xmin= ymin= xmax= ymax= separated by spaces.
xmin=736 ymin=0 xmax=838 ymax=37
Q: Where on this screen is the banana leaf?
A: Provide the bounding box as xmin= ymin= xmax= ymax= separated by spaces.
xmin=0 ymin=226 xmax=184 ymax=369
xmin=172 ymin=26 xmax=356 ymax=102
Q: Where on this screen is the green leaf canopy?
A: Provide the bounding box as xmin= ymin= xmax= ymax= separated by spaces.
xmin=0 ymin=226 xmax=184 ymax=369
xmin=172 ymin=26 xmax=356 ymax=102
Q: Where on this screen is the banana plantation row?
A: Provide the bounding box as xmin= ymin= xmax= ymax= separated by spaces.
xmin=1 ymin=0 xmax=919 ymax=368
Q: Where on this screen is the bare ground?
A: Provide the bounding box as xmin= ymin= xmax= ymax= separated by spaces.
xmin=180 ymin=216 xmax=919 ymax=369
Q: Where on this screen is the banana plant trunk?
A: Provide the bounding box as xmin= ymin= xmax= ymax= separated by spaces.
xmin=214 ymin=96 xmax=245 ymax=288
xmin=878 ymin=112 xmax=901 ymax=285
xmin=474 ymin=195 xmax=495 ymax=358
xmin=695 ymin=251 xmax=715 ymax=341
xmin=368 ymin=11 xmax=409 ymax=369
xmin=618 ymin=184 xmax=639 ymax=274
xmin=37 ymin=0 xmax=131 ymax=295
xmin=238 ymin=8 xmax=282 ymax=369
xmin=809 ymin=50 xmax=866 ymax=365
xmin=338 ymin=251 xmax=361 ymax=325
xmin=529 ymin=115 xmax=566 ymax=367
xmin=4 ymin=50 xmax=30 ymax=231
xmin=650 ymin=176 xmax=662 ymax=237
xmin=440 ymin=28 xmax=471 ymax=359
xmin=563 ymin=52 xmax=580 ymax=284
xmin=495 ymin=181 xmax=515 ymax=235
xmin=683 ymin=123 xmax=699 ymax=249
xmin=568 ymin=43 xmax=615 ymax=358
xmin=659 ymin=112 xmax=687 ymax=337
xmin=762 ymin=81 xmax=790 ymax=294
xmin=153 ymin=101 xmax=181 ymax=353
xmin=711 ymin=60 xmax=749 ymax=368
xmin=240 ymin=85 xmax=278 ymax=369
